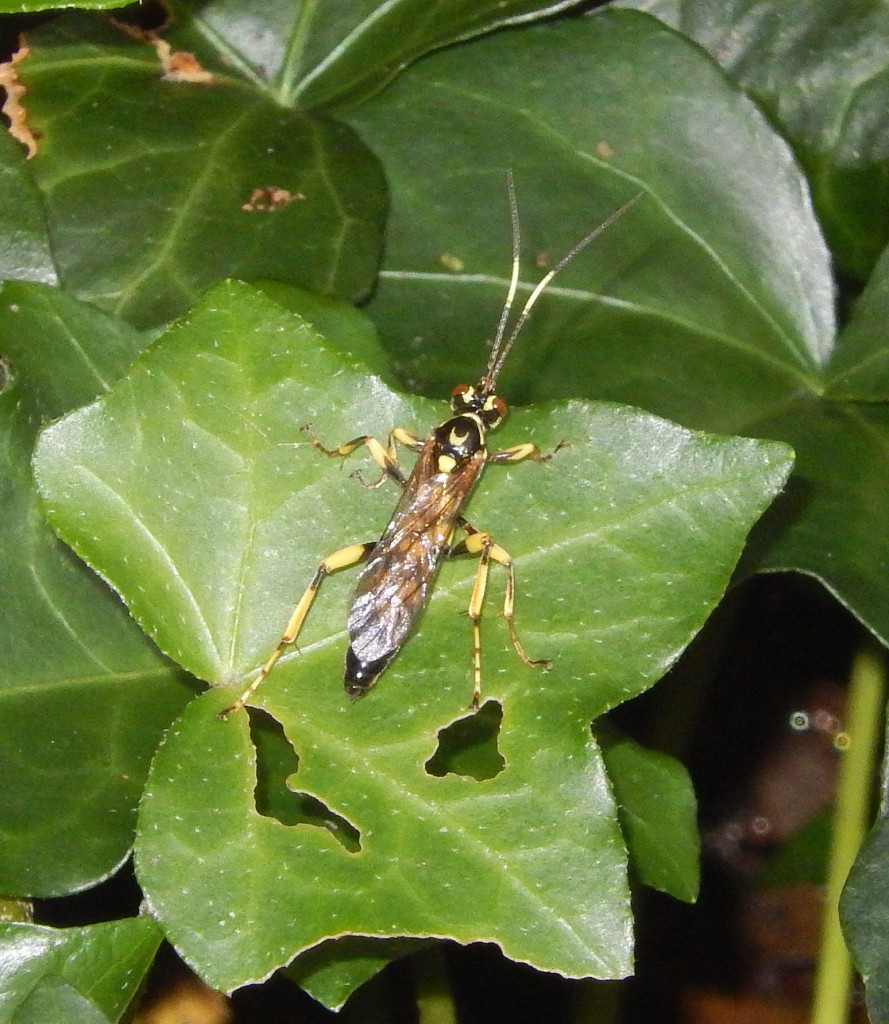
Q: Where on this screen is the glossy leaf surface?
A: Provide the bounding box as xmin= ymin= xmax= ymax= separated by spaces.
xmin=0 ymin=282 xmax=194 ymax=896
xmin=166 ymin=0 xmax=589 ymax=109
xmin=348 ymin=11 xmax=889 ymax=663
xmin=619 ymin=0 xmax=889 ymax=278
xmin=0 ymin=917 xmax=161 ymax=1024
xmin=33 ymin=281 xmax=791 ymax=991
xmin=7 ymin=14 xmax=385 ymax=328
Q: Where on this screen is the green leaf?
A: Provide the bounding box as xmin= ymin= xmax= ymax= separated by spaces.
xmin=599 ymin=725 xmax=699 ymax=903
xmin=0 ymin=917 xmax=162 ymax=1024
xmin=285 ymin=937 xmax=431 ymax=1012
xmin=842 ymin=702 xmax=889 ymax=1024
xmin=9 ymin=979 xmax=112 ymax=1024
xmin=827 ymin=242 xmax=889 ymax=400
xmin=31 ymin=280 xmax=790 ymax=993
xmin=0 ymin=132 xmax=56 ymax=287
xmin=738 ymin=399 xmax=889 ymax=643
xmin=31 ymin=281 xmax=410 ymax=685
xmin=9 ymin=13 xmax=385 ymax=328
xmin=348 ymin=11 xmax=889 ymax=663
xmin=0 ymin=283 xmax=194 ymax=896
xmin=0 ymin=2 xmax=131 ymax=11
xmin=167 ymin=0 xmax=591 ymax=110
xmin=252 ymin=280 xmax=398 ymax=386
xmin=0 ymin=280 xmax=145 ymax=417
xmin=348 ymin=10 xmax=834 ymax=415
xmin=617 ymin=0 xmax=889 ymax=278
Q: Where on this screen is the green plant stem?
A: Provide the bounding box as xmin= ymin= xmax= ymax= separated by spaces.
xmin=811 ymin=645 xmax=885 ymax=1024
xmin=568 ymin=978 xmax=623 ymax=1024
xmin=413 ymin=946 xmax=458 ymax=1024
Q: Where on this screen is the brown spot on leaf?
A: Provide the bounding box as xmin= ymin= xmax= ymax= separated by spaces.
xmin=241 ymin=187 xmax=305 ymax=212
xmin=155 ymin=39 xmax=215 ymax=84
xmin=0 ymin=46 xmax=37 ymax=158
xmin=109 ymin=12 xmax=214 ymax=84
xmin=596 ymin=140 xmax=614 ymax=158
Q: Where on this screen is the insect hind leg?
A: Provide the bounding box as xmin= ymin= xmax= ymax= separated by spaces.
xmin=449 ymin=524 xmax=550 ymax=711
xmin=218 ymin=541 xmax=375 ymax=719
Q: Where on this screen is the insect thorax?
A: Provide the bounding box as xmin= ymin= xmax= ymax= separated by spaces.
xmin=433 ymin=414 xmax=486 ymax=472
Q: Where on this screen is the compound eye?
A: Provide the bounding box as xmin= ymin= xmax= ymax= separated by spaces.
xmin=451 ymin=384 xmax=473 ymax=411
xmin=483 ymin=395 xmax=507 ymax=426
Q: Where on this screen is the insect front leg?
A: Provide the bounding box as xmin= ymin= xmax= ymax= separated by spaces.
xmin=218 ymin=541 xmax=376 ymax=719
xmin=304 ymin=424 xmax=422 ymax=488
xmin=449 ymin=523 xmax=551 ymax=711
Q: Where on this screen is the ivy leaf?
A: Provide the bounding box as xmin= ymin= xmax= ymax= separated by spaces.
xmin=0 ymin=1 xmax=130 ymax=10
xmin=32 ymin=281 xmax=791 ymax=994
xmin=842 ymin=768 xmax=889 ymax=1024
xmin=9 ymin=981 xmax=113 ymax=1024
xmin=284 ymin=937 xmax=431 ymax=1013
xmin=0 ymin=917 xmax=161 ymax=1024
xmin=731 ymin=245 xmax=889 ymax=645
xmin=0 ymin=132 xmax=56 ymax=286
xmin=8 ymin=13 xmax=385 ymax=328
xmin=599 ymin=724 xmax=699 ymax=903
xmin=349 ymin=10 xmax=834 ymax=415
xmin=166 ymin=0 xmax=591 ymax=110
xmin=617 ymin=0 xmax=889 ymax=278
xmin=347 ymin=11 xmax=889 ymax=663
xmin=826 ymin=243 xmax=889 ymax=401
xmin=0 ymin=282 xmax=194 ymax=897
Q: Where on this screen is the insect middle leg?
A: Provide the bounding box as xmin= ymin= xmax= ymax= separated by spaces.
xmin=218 ymin=541 xmax=376 ymax=719
xmin=450 ymin=522 xmax=551 ymax=710
xmin=303 ymin=424 xmax=421 ymax=488
xmin=488 ymin=439 xmax=569 ymax=464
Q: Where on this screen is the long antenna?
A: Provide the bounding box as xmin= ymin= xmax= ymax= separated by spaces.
xmin=480 ymin=182 xmax=644 ymax=395
xmin=490 ymin=169 xmax=522 ymax=358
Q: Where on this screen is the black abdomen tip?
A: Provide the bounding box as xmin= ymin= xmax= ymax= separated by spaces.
xmin=344 ymin=646 xmax=394 ymax=699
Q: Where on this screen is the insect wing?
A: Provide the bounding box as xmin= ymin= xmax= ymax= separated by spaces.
xmin=347 ymin=442 xmax=485 ymax=669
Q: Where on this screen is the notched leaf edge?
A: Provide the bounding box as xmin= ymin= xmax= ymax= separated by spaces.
xmin=110 ymin=8 xmax=216 ymax=84
xmin=0 ymin=46 xmax=37 ymax=158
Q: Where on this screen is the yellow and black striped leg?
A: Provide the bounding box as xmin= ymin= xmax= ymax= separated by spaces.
xmin=488 ymin=439 xmax=569 ymax=464
xmin=218 ymin=541 xmax=376 ymax=718
xmin=450 ymin=525 xmax=550 ymax=711
xmin=303 ymin=424 xmax=421 ymax=489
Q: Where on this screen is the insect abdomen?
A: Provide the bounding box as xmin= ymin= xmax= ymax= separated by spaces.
xmin=343 ymin=439 xmax=485 ymax=698
xmin=345 ymin=580 xmax=425 ymax=697
xmin=344 ymin=644 xmax=395 ymax=698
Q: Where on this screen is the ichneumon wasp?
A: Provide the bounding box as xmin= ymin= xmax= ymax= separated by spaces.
xmin=220 ymin=175 xmax=640 ymax=718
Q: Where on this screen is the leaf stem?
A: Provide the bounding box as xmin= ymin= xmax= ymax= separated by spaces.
xmin=277 ymin=0 xmax=318 ymax=104
xmin=810 ymin=645 xmax=885 ymax=1024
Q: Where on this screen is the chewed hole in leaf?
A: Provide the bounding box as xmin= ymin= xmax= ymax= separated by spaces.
xmin=110 ymin=0 xmax=171 ymax=33
xmin=249 ymin=709 xmax=361 ymax=852
xmin=425 ymin=700 xmax=505 ymax=780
